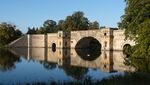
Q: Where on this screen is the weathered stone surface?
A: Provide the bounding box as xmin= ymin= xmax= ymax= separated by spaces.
xmin=9 ymin=28 xmax=135 ymax=50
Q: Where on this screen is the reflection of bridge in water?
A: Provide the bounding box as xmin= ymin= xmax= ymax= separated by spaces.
xmin=10 ymin=48 xmax=134 ymax=72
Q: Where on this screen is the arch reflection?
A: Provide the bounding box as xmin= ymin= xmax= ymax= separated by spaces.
xmin=75 ymin=49 xmax=101 ymax=61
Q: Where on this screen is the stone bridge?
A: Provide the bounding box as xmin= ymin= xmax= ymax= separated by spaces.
xmin=9 ymin=28 xmax=135 ymax=50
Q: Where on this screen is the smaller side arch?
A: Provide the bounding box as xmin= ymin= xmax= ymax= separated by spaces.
xmin=121 ymin=40 xmax=135 ymax=50
xmin=122 ymin=44 xmax=132 ymax=58
xmin=52 ymin=43 xmax=56 ymax=52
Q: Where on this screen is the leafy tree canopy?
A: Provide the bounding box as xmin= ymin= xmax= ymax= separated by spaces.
xmin=0 ymin=22 xmax=22 ymax=46
xmin=119 ymin=0 xmax=150 ymax=58
xmin=26 ymin=11 xmax=100 ymax=34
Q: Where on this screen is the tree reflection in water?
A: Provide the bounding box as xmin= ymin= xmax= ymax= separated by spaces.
xmin=0 ymin=49 xmax=20 ymax=72
xmin=124 ymin=58 xmax=150 ymax=73
xmin=123 ymin=45 xmax=150 ymax=73
xmin=61 ymin=65 xmax=88 ymax=80
xmin=40 ymin=61 xmax=57 ymax=70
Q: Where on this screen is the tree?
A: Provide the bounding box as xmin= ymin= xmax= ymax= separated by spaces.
xmin=26 ymin=27 xmax=36 ymax=34
xmin=43 ymin=20 xmax=56 ymax=27
xmin=119 ymin=0 xmax=150 ymax=58
xmin=57 ymin=20 xmax=66 ymax=31
xmin=63 ymin=11 xmax=90 ymax=31
xmin=89 ymin=21 xmax=99 ymax=29
xmin=65 ymin=16 xmax=74 ymax=31
xmin=43 ymin=20 xmax=57 ymax=33
xmin=36 ymin=27 xmax=45 ymax=34
xmin=71 ymin=11 xmax=89 ymax=30
xmin=0 ymin=22 xmax=22 ymax=46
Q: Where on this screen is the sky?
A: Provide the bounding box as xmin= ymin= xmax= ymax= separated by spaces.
xmin=0 ymin=0 xmax=126 ymax=33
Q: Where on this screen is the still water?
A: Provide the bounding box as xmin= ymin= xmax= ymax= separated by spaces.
xmin=0 ymin=48 xmax=135 ymax=84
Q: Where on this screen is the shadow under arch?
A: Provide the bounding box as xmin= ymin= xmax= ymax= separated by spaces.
xmin=75 ymin=37 xmax=101 ymax=61
xmin=123 ymin=44 xmax=132 ymax=58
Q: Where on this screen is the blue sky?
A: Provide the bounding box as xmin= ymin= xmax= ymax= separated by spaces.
xmin=0 ymin=0 xmax=125 ymax=33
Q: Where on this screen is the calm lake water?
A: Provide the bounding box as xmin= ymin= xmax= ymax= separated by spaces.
xmin=0 ymin=48 xmax=136 ymax=84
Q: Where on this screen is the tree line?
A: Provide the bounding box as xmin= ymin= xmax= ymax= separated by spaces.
xmin=0 ymin=11 xmax=100 ymax=46
xmin=26 ymin=11 xmax=100 ymax=34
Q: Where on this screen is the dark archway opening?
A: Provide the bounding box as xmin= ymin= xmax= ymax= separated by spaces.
xmin=52 ymin=43 xmax=56 ymax=52
xmin=75 ymin=37 xmax=101 ymax=61
xmin=123 ymin=44 xmax=132 ymax=58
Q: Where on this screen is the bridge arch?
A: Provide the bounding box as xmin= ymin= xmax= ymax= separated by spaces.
xmin=75 ymin=36 xmax=101 ymax=61
xmin=52 ymin=43 xmax=56 ymax=52
xmin=121 ymin=40 xmax=135 ymax=50
xmin=122 ymin=43 xmax=131 ymax=49
xmin=75 ymin=36 xmax=102 ymax=50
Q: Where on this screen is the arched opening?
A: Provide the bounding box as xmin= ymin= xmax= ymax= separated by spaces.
xmin=123 ymin=44 xmax=132 ymax=58
xmin=104 ymin=33 xmax=107 ymax=36
xmin=75 ymin=37 xmax=101 ymax=50
xmin=52 ymin=43 xmax=56 ymax=52
xmin=75 ymin=37 xmax=101 ymax=61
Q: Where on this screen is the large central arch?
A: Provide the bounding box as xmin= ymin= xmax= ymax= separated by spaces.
xmin=75 ymin=37 xmax=102 ymax=61
xmin=75 ymin=37 xmax=101 ymax=50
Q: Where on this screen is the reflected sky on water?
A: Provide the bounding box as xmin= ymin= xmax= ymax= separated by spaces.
xmin=0 ymin=48 xmax=134 ymax=84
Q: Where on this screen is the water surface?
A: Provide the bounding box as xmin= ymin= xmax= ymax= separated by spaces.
xmin=0 ymin=48 xmax=134 ymax=84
